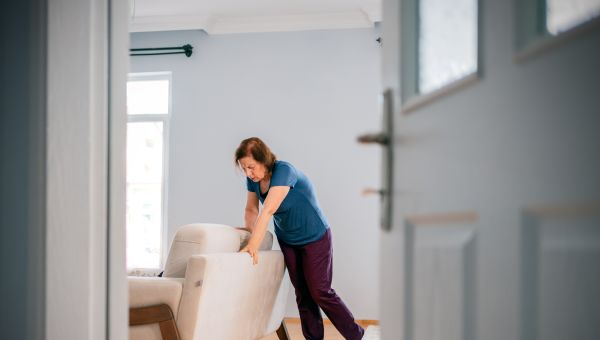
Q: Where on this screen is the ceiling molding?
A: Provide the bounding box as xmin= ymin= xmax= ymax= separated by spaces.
xmin=130 ymin=15 xmax=209 ymax=33
xmin=360 ymin=5 xmax=382 ymax=23
xmin=130 ymin=9 xmax=379 ymax=34
xmin=206 ymin=11 xmax=374 ymax=34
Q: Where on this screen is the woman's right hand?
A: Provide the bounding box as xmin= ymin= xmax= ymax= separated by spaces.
xmin=240 ymin=242 xmax=259 ymax=265
xmin=234 ymin=226 xmax=251 ymax=232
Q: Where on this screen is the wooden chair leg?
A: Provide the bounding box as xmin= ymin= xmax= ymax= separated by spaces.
xmin=276 ymin=320 xmax=290 ymax=340
xmin=130 ymin=304 xmax=181 ymax=340
xmin=158 ymin=318 xmax=181 ymax=340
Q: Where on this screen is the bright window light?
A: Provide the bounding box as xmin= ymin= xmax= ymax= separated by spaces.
xmin=546 ymin=0 xmax=600 ymax=35
xmin=127 ymin=80 xmax=170 ymax=115
xmin=126 ymin=73 xmax=170 ymax=270
xmin=418 ymin=0 xmax=478 ymax=94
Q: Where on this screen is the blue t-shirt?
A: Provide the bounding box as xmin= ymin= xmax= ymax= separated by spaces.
xmin=246 ymin=160 xmax=329 ymax=245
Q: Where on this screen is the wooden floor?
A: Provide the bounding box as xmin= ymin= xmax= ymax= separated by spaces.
xmin=259 ymin=318 xmax=378 ymax=340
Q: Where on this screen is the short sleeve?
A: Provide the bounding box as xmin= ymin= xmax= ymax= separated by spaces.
xmin=270 ymin=162 xmax=298 ymax=188
xmin=246 ymin=177 xmax=255 ymax=192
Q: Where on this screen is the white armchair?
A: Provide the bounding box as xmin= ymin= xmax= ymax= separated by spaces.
xmin=128 ymin=223 xmax=290 ymax=340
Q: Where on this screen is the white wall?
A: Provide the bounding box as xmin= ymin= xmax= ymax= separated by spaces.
xmin=130 ymin=28 xmax=382 ymax=319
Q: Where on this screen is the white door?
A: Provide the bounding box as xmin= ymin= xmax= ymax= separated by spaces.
xmin=376 ymin=1 xmax=600 ymax=339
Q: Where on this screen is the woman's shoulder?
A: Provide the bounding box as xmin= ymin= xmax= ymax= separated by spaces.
xmin=275 ymin=160 xmax=294 ymax=168
xmin=273 ymin=160 xmax=300 ymax=179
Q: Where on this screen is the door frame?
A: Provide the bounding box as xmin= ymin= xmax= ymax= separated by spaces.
xmin=46 ymin=0 xmax=128 ymax=338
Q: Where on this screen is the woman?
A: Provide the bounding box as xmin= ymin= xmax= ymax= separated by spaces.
xmin=235 ymin=137 xmax=364 ymax=340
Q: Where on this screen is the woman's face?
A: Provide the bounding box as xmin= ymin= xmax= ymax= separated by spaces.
xmin=239 ymin=156 xmax=267 ymax=182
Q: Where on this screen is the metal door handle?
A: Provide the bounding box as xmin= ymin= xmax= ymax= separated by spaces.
xmin=357 ymin=132 xmax=389 ymax=146
xmin=357 ymin=89 xmax=394 ymax=231
xmin=362 ymin=188 xmax=387 ymax=197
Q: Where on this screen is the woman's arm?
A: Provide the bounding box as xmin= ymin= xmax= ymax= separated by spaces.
xmin=240 ymin=186 xmax=290 ymax=265
xmin=244 ymin=191 xmax=259 ymax=232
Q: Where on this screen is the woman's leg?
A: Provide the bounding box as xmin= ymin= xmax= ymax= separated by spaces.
xmin=278 ymin=240 xmax=325 ymax=340
xmin=302 ymin=229 xmax=365 ymax=340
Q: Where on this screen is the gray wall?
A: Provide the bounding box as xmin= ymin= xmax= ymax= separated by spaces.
xmin=130 ymin=28 xmax=381 ymax=318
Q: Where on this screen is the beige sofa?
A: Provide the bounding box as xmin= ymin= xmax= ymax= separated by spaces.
xmin=128 ymin=223 xmax=290 ymax=340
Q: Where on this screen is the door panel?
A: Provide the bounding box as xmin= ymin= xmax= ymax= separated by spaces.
xmin=521 ymin=205 xmax=600 ymax=340
xmin=408 ymin=217 xmax=477 ymax=340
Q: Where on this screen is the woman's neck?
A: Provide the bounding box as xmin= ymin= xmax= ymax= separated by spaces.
xmin=259 ymin=178 xmax=270 ymax=195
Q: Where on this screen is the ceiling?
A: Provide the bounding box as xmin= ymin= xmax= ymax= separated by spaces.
xmin=130 ymin=0 xmax=381 ymax=34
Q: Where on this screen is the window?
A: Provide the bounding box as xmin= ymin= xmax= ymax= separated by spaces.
xmin=401 ymin=0 xmax=479 ymax=107
xmin=127 ymin=79 xmax=170 ymax=115
xmin=517 ymin=0 xmax=600 ymax=53
xmin=547 ymin=0 xmax=600 ymax=35
xmin=126 ymin=72 xmax=171 ymax=270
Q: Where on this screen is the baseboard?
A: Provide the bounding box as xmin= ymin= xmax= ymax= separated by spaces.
xmin=284 ymin=317 xmax=379 ymax=327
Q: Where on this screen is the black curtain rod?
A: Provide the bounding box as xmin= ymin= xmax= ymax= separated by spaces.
xmin=130 ymin=44 xmax=193 ymax=57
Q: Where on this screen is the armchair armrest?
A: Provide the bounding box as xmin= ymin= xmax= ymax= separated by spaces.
xmin=128 ymin=277 xmax=185 ymax=319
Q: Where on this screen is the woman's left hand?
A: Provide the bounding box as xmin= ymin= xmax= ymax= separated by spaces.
xmin=239 ymin=243 xmax=259 ymax=265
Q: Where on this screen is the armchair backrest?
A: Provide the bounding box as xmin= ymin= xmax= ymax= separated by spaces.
xmin=163 ymin=223 xmax=273 ymax=278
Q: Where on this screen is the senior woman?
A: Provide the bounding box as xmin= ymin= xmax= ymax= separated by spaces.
xmin=235 ymin=137 xmax=364 ymax=340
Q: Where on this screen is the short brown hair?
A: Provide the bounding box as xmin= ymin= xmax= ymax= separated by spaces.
xmin=234 ymin=137 xmax=277 ymax=174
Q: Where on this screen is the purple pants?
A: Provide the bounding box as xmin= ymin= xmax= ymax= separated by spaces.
xmin=278 ymin=229 xmax=364 ymax=340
